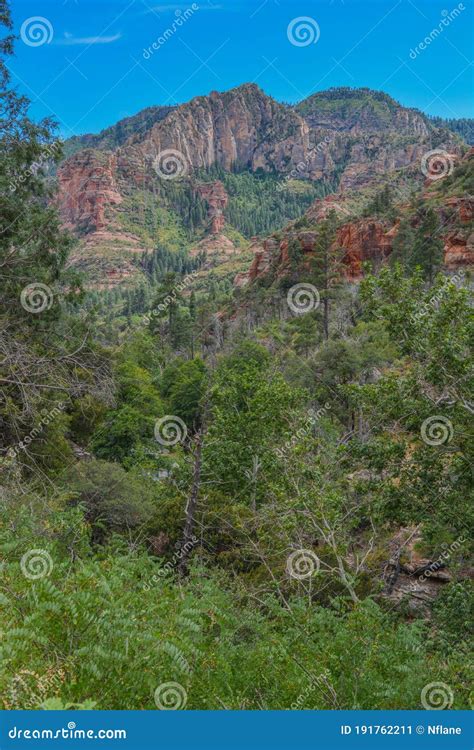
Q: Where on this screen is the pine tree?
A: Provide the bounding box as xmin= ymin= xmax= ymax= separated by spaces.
xmin=189 ymin=291 xmax=197 ymax=359
xmin=411 ymin=207 xmax=444 ymax=283
xmin=150 ymin=272 xmax=183 ymax=345
xmin=390 ymin=218 xmax=415 ymax=269
xmin=310 ymin=210 xmax=345 ymax=340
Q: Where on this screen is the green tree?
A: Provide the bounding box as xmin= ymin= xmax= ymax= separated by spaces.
xmin=310 ymin=210 xmax=344 ymax=340
xmin=161 ymin=358 xmax=207 ymax=431
xmin=411 ymin=207 xmax=444 ymax=282
xmin=0 ymin=0 xmax=101 ymax=472
xmin=390 ymin=217 xmax=415 ymax=268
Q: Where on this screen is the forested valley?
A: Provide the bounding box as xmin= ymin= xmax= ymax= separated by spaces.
xmin=0 ymin=0 xmax=472 ymax=712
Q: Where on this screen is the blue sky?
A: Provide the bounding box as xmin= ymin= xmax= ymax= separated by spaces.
xmin=8 ymin=0 xmax=474 ymax=139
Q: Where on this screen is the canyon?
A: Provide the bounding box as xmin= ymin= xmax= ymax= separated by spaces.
xmin=234 ymin=178 xmax=474 ymax=289
xmin=56 ymin=84 xmax=472 ymax=288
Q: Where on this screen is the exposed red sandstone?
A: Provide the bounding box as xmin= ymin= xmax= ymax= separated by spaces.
xmin=196 ymin=181 xmax=228 ymax=234
xmin=234 ymin=222 xmax=396 ymax=287
xmin=54 ymin=86 xmax=470 ymax=290
xmin=235 ymin=202 xmax=473 ymax=288
xmin=306 ymin=194 xmax=352 ymax=223
xmin=234 ymin=237 xmax=277 ymax=287
xmin=444 ymin=230 xmax=474 ymax=269
xmin=57 ymin=150 xmax=122 ymax=233
xmin=337 ymin=220 xmax=393 ymax=279
xmin=443 ymin=197 xmax=474 ymax=223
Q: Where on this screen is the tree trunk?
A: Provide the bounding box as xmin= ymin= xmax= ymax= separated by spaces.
xmin=178 ymin=430 xmax=203 ymax=576
xmin=323 ymin=296 xmax=329 ymax=340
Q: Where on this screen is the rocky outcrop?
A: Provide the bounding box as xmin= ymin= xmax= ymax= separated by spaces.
xmin=443 ymin=196 xmax=474 ymax=223
xmin=340 ymin=142 xmax=429 ymax=191
xmin=55 ymin=84 xmax=468 ymax=287
xmin=124 ymin=84 xmax=457 ymax=189
xmin=57 ymin=149 xmax=122 ymax=233
xmin=337 ymin=219 xmax=394 ymax=279
xmin=443 ymin=229 xmax=474 ymax=269
xmin=69 ymin=229 xmax=148 ymax=289
xmin=234 ymin=220 xmax=396 ymax=286
xmin=297 ymin=89 xmax=431 ymax=137
xmin=306 ymin=194 xmax=352 ymax=223
xmin=382 ymin=526 xmax=471 ymax=616
xmin=235 ymin=180 xmax=474 ymax=288
xmin=294 ymin=88 xmax=456 ymax=190
xmin=129 ymin=84 xmax=311 ymax=176
xmin=60 ymin=85 xmax=459 ymax=213
xmin=234 ymin=237 xmax=278 ymax=287
xmin=196 ymin=181 xmax=228 ymax=233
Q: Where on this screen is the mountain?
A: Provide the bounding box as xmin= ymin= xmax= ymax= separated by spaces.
xmin=56 ymin=84 xmax=467 ymax=288
xmin=428 ymin=115 xmax=474 ymax=145
xmin=235 ymin=149 xmax=474 ymax=292
xmin=63 ymin=105 xmax=175 ymax=159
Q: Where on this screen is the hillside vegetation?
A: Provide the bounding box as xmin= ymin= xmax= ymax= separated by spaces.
xmin=0 ymin=4 xmax=472 ymax=712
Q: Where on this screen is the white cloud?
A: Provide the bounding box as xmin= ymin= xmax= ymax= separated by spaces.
xmin=57 ymin=32 xmax=122 ymax=46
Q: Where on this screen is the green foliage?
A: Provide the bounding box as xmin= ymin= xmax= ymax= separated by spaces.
xmin=64 ymin=459 xmax=156 ymax=535
xmin=432 ymin=582 xmax=473 ymax=653
xmin=91 ymin=335 xmax=163 ymax=466
xmin=429 ymin=115 xmax=474 ymax=145
xmin=160 ymin=358 xmax=207 ymax=431
xmin=390 ymin=218 xmax=415 ymax=267
xmin=296 ymin=87 xmax=403 ymax=123
xmin=362 ymin=184 xmax=396 ymax=219
xmin=208 ymin=169 xmax=333 ymax=238
xmin=1 ymin=5 xmax=472 ymax=711
xmin=350 ymin=265 xmax=473 ymax=543
xmin=0 ymin=495 xmax=470 ymax=709
xmin=203 ymin=341 xmax=307 ymax=506
xmin=309 ymin=210 xmax=345 ymax=339
xmin=410 ymin=206 xmax=444 ymax=281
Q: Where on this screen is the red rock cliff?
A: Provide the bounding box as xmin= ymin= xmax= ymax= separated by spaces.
xmin=196 ymin=180 xmax=228 ymax=234
xmin=57 ymin=150 xmax=122 ymax=233
xmin=235 ymin=200 xmax=473 ymax=288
